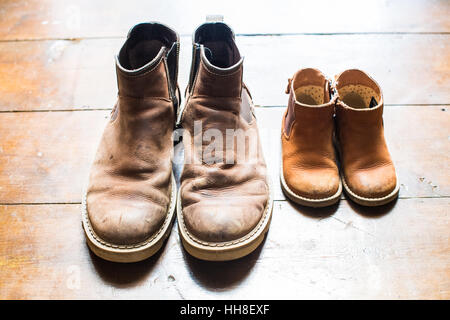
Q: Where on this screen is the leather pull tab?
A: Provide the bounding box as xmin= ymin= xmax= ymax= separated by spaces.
xmin=203 ymin=46 xmax=213 ymax=61
xmin=285 ymin=78 xmax=292 ymax=94
xmin=206 ymin=15 xmax=224 ymax=22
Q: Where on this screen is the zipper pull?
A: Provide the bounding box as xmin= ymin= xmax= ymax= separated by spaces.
xmin=328 ymin=79 xmax=337 ymax=100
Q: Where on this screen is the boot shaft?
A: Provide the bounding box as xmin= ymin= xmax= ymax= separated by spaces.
xmin=115 ymin=23 xmax=180 ymax=109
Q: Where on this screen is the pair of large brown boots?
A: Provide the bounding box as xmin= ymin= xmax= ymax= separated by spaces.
xmin=82 ymin=22 xmax=273 ymax=263
xmin=281 ymin=68 xmax=399 ymax=208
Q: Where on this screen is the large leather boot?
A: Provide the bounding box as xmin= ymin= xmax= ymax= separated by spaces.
xmin=281 ymin=68 xmax=341 ymax=207
xmin=335 ymin=69 xmax=399 ymax=206
xmin=82 ymin=23 xmax=179 ymax=262
xmin=177 ymin=22 xmax=273 ymax=261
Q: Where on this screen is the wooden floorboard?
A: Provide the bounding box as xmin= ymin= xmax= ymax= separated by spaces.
xmin=0 ymin=0 xmax=448 ymax=40
xmin=0 ymin=107 xmax=448 ymax=204
xmin=0 ymin=0 xmax=448 ymax=300
xmin=0 ymin=34 xmax=449 ymax=111
xmin=0 ymin=198 xmax=448 ymax=299
xmin=0 ymin=110 xmax=108 ymax=204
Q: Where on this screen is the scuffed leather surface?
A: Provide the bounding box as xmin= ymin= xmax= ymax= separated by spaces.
xmin=335 ymin=69 xmax=396 ymax=199
xmin=282 ymin=68 xmax=339 ymax=200
xmin=282 ymin=92 xmax=340 ymax=200
xmin=336 ymin=102 xmax=397 ymax=199
xmin=180 ymin=57 xmax=269 ymax=243
xmin=86 ymin=58 xmax=175 ymax=246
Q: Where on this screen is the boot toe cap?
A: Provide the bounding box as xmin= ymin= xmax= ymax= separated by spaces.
xmin=284 ymin=168 xmax=340 ymax=200
xmin=86 ymin=196 xmax=168 ymax=246
xmin=344 ymin=165 xmax=398 ymax=200
xmin=181 ymin=195 xmax=269 ymax=243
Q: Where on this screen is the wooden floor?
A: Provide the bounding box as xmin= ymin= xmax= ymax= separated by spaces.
xmin=0 ymin=0 xmax=449 ymax=299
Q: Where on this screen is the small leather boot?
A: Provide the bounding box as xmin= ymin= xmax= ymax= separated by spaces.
xmin=281 ymin=68 xmax=341 ymax=207
xmin=177 ymin=21 xmax=273 ymax=261
xmin=335 ymin=69 xmax=399 ymax=206
xmin=82 ymin=23 xmax=179 ymax=262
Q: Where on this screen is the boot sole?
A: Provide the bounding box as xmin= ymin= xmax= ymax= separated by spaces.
xmin=81 ymin=174 xmax=177 ymax=263
xmin=280 ymin=160 xmax=342 ymax=208
xmin=341 ymin=175 xmax=399 ymax=207
xmin=177 ymin=181 xmax=273 ymax=261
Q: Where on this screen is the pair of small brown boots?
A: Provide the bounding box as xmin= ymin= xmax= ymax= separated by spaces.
xmin=82 ymin=22 xmax=273 ymax=263
xmin=281 ymin=68 xmax=399 ymax=208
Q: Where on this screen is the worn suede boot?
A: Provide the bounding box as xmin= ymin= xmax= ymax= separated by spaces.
xmin=281 ymin=68 xmax=341 ymax=207
xmin=334 ymin=69 xmax=399 ymax=206
xmin=82 ymin=23 xmax=179 ymax=262
xmin=177 ymin=21 xmax=273 ymax=261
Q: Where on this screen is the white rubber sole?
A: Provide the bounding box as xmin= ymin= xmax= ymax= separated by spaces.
xmin=177 ymin=182 xmax=273 ymax=262
xmin=341 ymin=174 xmax=399 ymax=207
xmin=81 ymin=174 xmax=177 ymax=263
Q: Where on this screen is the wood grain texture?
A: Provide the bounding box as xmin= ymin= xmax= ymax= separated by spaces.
xmin=0 ymin=35 xmax=450 ymax=111
xmin=0 ymin=34 xmax=449 ymax=111
xmin=0 ymin=0 xmax=448 ymax=301
xmin=0 ymin=110 xmax=108 ymax=203
xmin=0 ymin=198 xmax=448 ymax=299
xmin=0 ymin=0 xmax=448 ymax=40
xmin=0 ymin=107 xmax=448 ymax=204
